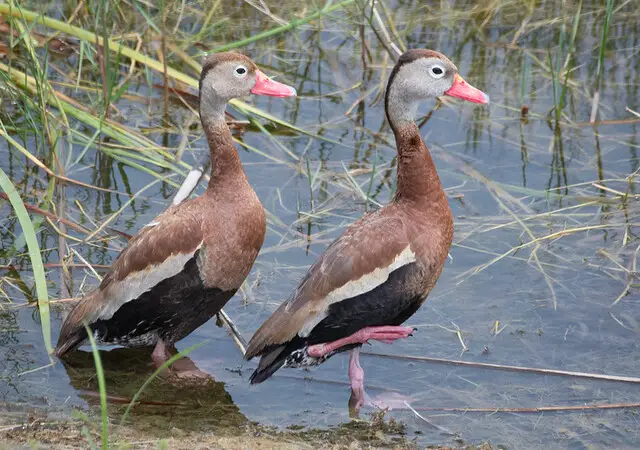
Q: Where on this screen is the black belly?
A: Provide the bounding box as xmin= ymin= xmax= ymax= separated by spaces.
xmin=305 ymin=261 xmax=429 ymax=347
xmin=91 ymin=253 xmax=236 ymax=347
xmin=250 ymin=262 xmax=432 ymax=383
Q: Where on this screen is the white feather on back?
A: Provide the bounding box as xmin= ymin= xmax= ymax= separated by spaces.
xmin=298 ymin=246 xmax=416 ymax=337
xmin=95 ymin=245 xmax=201 ymax=322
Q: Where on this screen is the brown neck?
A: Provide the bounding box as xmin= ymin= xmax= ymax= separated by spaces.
xmin=201 ymin=116 xmax=247 ymax=191
xmin=392 ymin=122 xmax=445 ymax=204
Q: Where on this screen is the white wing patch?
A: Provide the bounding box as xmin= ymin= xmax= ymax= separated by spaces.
xmin=299 ymin=246 xmax=416 ymax=337
xmin=95 ymin=244 xmax=202 ymax=322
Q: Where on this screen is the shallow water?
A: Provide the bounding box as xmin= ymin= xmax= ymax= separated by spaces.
xmin=1 ymin=0 xmax=640 ymax=448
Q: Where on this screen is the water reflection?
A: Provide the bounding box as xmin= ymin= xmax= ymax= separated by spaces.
xmin=61 ymin=347 xmax=247 ymax=433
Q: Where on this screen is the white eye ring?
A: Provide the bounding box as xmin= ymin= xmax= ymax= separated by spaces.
xmin=234 ymin=65 xmax=248 ymax=78
xmin=430 ymin=65 xmax=445 ymax=79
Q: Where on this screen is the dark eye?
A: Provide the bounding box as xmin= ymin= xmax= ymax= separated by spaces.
xmin=430 ymin=65 xmax=445 ymax=79
xmin=234 ymin=65 xmax=248 ymax=78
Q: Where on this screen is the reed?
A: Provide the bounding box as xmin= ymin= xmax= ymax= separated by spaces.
xmin=590 ymin=0 xmax=615 ymax=123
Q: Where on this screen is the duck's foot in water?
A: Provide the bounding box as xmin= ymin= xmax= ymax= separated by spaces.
xmin=347 ymin=347 xmax=414 ymax=417
xmin=307 ymin=325 xmax=415 ymax=358
xmin=151 ymin=339 xmax=213 ymax=382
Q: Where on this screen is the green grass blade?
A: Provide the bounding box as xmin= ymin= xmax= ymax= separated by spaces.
xmin=81 ymin=426 xmax=99 ymax=450
xmin=0 ymin=167 xmax=52 ymax=357
xmin=131 ymin=0 xmax=162 ymax=34
xmin=119 ymin=341 xmax=206 ymax=427
xmin=210 ymin=0 xmax=355 ymax=53
xmin=595 ymin=0 xmax=615 ymax=84
xmin=0 ymin=4 xmax=337 ymax=143
xmin=559 ymin=0 xmax=582 ymax=112
xmin=85 ymin=325 xmax=109 ymax=450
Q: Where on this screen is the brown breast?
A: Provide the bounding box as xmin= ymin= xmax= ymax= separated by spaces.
xmin=198 ymin=181 xmax=266 ymax=291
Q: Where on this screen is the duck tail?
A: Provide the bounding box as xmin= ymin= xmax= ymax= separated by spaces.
xmin=249 ymin=345 xmax=288 ymax=384
xmin=248 ymin=338 xmax=307 ymax=384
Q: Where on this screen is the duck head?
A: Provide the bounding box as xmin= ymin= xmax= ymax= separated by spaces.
xmin=385 ymin=49 xmax=489 ymax=130
xmin=199 ymin=52 xmax=296 ymax=119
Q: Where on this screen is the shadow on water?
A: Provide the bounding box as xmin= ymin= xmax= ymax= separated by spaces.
xmin=60 ymin=348 xmax=246 ymax=434
xmin=1 ymin=0 xmax=640 ymax=448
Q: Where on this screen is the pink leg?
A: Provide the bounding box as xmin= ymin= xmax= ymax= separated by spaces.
xmin=307 ymin=326 xmax=415 ymax=358
xmin=347 ymin=346 xmax=415 ymax=414
xmin=151 ymin=338 xmax=170 ymax=367
xmin=348 ymin=347 xmax=368 ymax=413
xmin=151 ymin=339 xmax=212 ymax=382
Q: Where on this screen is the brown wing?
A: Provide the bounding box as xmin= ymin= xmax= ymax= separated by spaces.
xmin=99 ymin=203 xmax=204 ymax=291
xmin=55 ymin=201 xmax=205 ymax=355
xmin=245 ymin=208 xmax=413 ymax=359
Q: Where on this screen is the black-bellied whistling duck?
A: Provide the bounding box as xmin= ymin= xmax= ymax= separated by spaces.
xmin=55 ymin=53 xmax=296 ymax=378
xmin=244 ymin=49 xmax=489 ymax=409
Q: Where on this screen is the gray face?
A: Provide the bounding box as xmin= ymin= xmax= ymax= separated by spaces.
xmin=200 ymin=58 xmax=259 ymax=104
xmin=392 ymin=56 xmax=458 ymax=102
xmin=385 ymin=55 xmax=460 ymax=128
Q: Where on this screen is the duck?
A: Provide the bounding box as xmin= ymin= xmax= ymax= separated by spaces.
xmin=55 ymin=52 xmax=297 ymax=379
xmin=244 ymin=49 xmax=489 ymax=409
